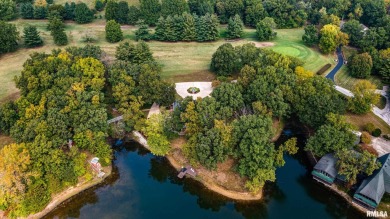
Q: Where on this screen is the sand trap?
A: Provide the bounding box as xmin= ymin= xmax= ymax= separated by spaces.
xmin=251 ymin=42 xmax=275 ymax=48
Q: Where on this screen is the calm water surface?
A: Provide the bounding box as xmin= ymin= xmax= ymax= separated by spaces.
xmin=44 ymin=127 xmax=366 ymax=219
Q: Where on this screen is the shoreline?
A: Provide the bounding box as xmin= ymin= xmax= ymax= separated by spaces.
xmin=131 ymin=131 xmax=263 ymax=201
xmin=24 ymin=165 xmax=112 ymax=219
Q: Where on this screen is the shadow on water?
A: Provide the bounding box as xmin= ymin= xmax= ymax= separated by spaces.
xmin=44 ymin=124 xmax=367 ymax=219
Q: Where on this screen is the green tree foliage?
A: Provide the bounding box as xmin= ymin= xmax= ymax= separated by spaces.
xmin=195 ymin=13 xmax=219 ymax=41
xmin=290 ymin=76 xmax=346 ymax=128
xmin=210 ymin=43 xmax=239 ymax=76
xmin=105 ymin=20 xmax=123 ymax=43
xmin=305 ymin=114 xmax=356 ymax=157
xmin=74 ymin=2 xmax=94 ymax=24
xmin=33 ymin=6 xmax=48 ymax=19
xmin=377 ymin=48 xmax=390 ymax=83
xmin=262 ymin=0 xmax=307 ymax=28
xmin=161 ymin=0 xmax=189 ymax=17
xmin=142 ymin=114 xmax=171 ymax=156
xmin=188 ymin=0 xmax=213 ymax=16
xmin=215 ymin=0 xmax=244 ymax=23
xmin=48 ymin=4 xmax=66 ymax=19
xmin=105 ymin=0 xmax=119 ymax=22
xmin=349 ymin=80 xmax=380 ymax=114
xmin=360 ymin=131 xmax=371 ymax=144
xmin=115 ymin=41 xmax=154 ymax=64
xmin=49 ymin=16 xmax=68 ymax=46
xmin=20 ymin=2 xmax=34 ymax=19
xmin=347 ymin=53 xmax=373 ymax=78
xmin=140 ymin=0 xmax=161 ymax=26
xmin=256 ymin=20 xmax=276 ymax=41
xmin=319 ymin=24 xmax=349 ymax=54
xmin=95 ymin=0 xmax=105 ymax=11
xmin=0 ymin=101 xmax=18 ymax=135
xmin=336 ymin=149 xmax=380 ymax=185
xmin=211 ymin=82 xmax=244 ymax=118
xmin=319 ymin=14 xmax=340 ymax=27
xmin=64 ymin=2 xmax=76 ymax=20
xmin=181 ymin=12 xmax=196 ymax=41
xmin=244 ymin=0 xmax=267 ymax=27
xmin=23 ymin=25 xmax=43 ymax=48
xmin=117 ymin=1 xmax=130 ymax=24
xmin=360 ymin=0 xmax=387 ymax=27
xmin=302 ymin=24 xmax=318 ymax=46
xmin=0 ymin=21 xmax=18 ymax=55
xmin=135 ymin=20 xmax=151 ymax=41
xmin=0 ymin=0 xmax=17 ymax=21
xmin=341 ymin=19 xmax=363 ymax=47
xmin=226 ymin=14 xmax=244 ymax=39
xmin=128 ymin=6 xmax=140 ymax=25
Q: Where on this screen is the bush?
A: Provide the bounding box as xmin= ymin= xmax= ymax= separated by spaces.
xmin=105 ymin=20 xmax=123 ymax=43
xmin=360 ymin=131 xmax=371 ymax=144
xmin=95 ymin=0 xmax=105 ymax=11
xmin=383 ymin=134 xmax=390 ymax=141
xmin=187 ymin=87 xmax=200 ymax=94
xmin=74 ymin=2 xmax=94 ymax=24
xmin=211 ymin=80 xmax=221 ymax=87
xmin=372 ymin=128 xmax=382 ymax=137
xmin=23 ymin=25 xmax=43 ymax=48
xmin=364 ymin=123 xmax=375 ymax=133
xmin=316 ymin=63 xmax=332 ymax=75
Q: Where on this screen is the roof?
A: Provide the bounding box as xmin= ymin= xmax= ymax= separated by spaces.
xmin=355 ymin=153 xmax=390 ymax=205
xmin=314 ymin=153 xmax=338 ymax=178
xmin=91 ymin=157 xmax=99 ymax=164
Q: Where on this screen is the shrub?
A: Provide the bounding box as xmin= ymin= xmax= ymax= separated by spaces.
xmin=74 ymin=2 xmax=94 ymax=24
xmin=23 ymin=25 xmax=43 ymax=48
xmin=212 ymin=80 xmax=221 ymax=87
xmin=316 ymin=63 xmax=332 ymax=75
xmin=364 ymin=123 xmax=375 ymax=133
xmin=105 ymin=20 xmax=123 ymax=43
xmin=383 ymin=134 xmax=390 ymax=141
xmin=95 ymin=0 xmax=105 ymax=11
xmin=360 ymin=131 xmax=371 ymax=144
xmin=372 ymin=128 xmax=382 ymax=137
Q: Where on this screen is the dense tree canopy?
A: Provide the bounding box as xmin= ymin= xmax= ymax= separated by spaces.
xmin=347 ymin=53 xmax=373 ymax=78
xmin=319 ymin=24 xmax=349 ymax=54
xmin=348 ymin=80 xmax=380 ymax=114
xmin=105 ymin=20 xmax=123 ymax=43
xmin=74 ymin=2 xmax=94 ymax=24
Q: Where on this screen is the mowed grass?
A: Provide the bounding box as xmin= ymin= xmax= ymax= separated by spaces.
xmin=346 ymin=112 xmax=390 ymax=135
xmin=335 ymin=46 xmax=384 ymax=91
xmin=271 ymin=29 xmax=336 ymax=73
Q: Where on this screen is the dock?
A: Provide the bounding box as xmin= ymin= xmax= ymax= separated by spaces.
xmin=177 ymin=165 xmax=197 ymax=179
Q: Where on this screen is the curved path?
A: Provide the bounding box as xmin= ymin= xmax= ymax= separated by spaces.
xmin=325 ymin=47 xmax=344 ymax=82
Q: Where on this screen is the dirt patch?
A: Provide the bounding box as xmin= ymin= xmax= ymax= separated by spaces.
xmin=251 ymin=42 xmax=275 ymax=48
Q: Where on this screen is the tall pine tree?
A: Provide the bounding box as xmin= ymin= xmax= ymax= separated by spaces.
xmin=23 ymin=25 xmax=43 ymax=48
xmin=140 ymin=0 xmax=161 ymax=26
xmin=182 ymin=12 xmax=196 ymax=41
xmin=227 ymin=14 xmax=243 ymax=39
xmin=161 ymin=0 xmax=189 ymax=17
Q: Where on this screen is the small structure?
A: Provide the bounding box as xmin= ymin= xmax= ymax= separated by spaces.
xmin=177 ymin=165 xmax=197 ymax=179
xmin=147 ymin=102 xmax=160 ymax=119
xmin=353 ymin=153 xmax=390 ymax=210
xmin=90 ymin=157 xmax=105 ymax=178
xmin=312 ymin=153 xmax=339 ymax=185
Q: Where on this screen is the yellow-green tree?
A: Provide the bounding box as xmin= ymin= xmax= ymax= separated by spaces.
xmin=142 ymin=114 xmax=171 ymax=156
xmin=349 ymin=80 xmax=380 ymax=114
xmin=319 ymin=24 xmax=349 ymax=54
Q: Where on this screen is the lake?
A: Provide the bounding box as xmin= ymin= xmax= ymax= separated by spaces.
xmin=44 ymin=127 xmax=366 ymax=219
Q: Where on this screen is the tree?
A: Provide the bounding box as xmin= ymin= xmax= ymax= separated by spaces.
xmin=377 ymin=48 xmax=390 ymax=83
xmin=211 ymin=82 xmax=244 ymax=118
xmin=140 ymin=0 xmax=161 ymax=26
xmin=34 ymin=0 xmax=48 ymax=19
xmin=128 ymin=6 xmax=140 ymax=25
xmin=341 ymin=19 xmax=363 ymax=47
xmin=305 ymin=114 xmax=356 ymax=157
xmin=319 ymin=14 xmax=340 ymax=27
xmin=117 ymin=1 xmax=130 ymax=24
xmin=194 ymin=128 xmax=228 ymax=169
xmin=74 ymin=2 xmax=94 ymax=24
xmin=23 ymin=25 xmax=43 ymax=48
xmin=95 ymin=0 xmax=105 ymax=11
xmin=0 ymin=143 xmax=35 ymax=210
xmin=20 ymin=3 xmax=34 ymax=19
xmin=360 ymin=0 xmax=386 ymax=27
xmin=181 ymin=12 xmax=196 ymax=41
xmin=349 ymin=80 xmax=380 ymax=114
xmin=135 ymin=20 xmax=151 ymax=41
xmin=49 ymin=16 xmax=68 ymax=46
xmin=360 ymin=131 xmax=371 ymax=144
xmin=64 ymin=2 xmax=76 ymax=20
xmin=302 ymin=24 xmax=318 ymax=46
xmin=226 ymin=14 xmax=244 ymax=39
xmin=256 ymin=20 xmax=276 ymax=41
xmin=0 ymin=101 xmax=18 ymax=135
xmin=105 ymin=0 xmax=118 ymax=22
xmin=105 ymin=20 xmax=123 ymax=43
xmin=215 ymin=0 xmax=244 ymax=23
xmin=244 ymin=0 xmax=267 ymax=27
xmin=0 ymin=21 xmax=18 ymax=55
xmin=347 ymin=53 xmax=373 ymax=78
xmin=188 ymin=0 xmax=213 ymax=16
xmin=210 ymin=43 xmax=239 ymax=76
xmin=295 ymin=66 xmax=314 ymax=79
xmin=142 ymin=114 xmax=171 ymax=156
xmin=115 ymin=41 xmax=154 ymax=64
xmin=161 ymin=0 xmax=189 ymax=17
xmin=319 ymin=24 xmax=349 ymax=54
xmin=336 ymin=149 xmax=380 ymax=185
xmin=0 ymin=0 xmax=17 ymax=21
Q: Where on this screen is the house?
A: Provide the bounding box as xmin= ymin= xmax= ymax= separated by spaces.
xmin=312 ymin=153 xmax=339 ymax=185
xmin=353 ymin=153 xmax=390 ymax=210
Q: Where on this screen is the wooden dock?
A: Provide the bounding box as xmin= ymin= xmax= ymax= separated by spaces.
xmin=177 ymin=165 xmax=197 ymax=179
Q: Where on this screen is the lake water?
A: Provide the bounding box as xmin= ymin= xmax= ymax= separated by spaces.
xmin=44 ymin=127 xmax=366 ymax=219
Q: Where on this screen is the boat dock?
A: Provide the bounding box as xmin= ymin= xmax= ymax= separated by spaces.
xmin=177 ymin=165 xmax=197 ymax=178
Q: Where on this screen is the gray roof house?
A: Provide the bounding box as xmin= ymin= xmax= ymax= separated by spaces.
xmin=353 ymin=153 xmax=390 ymax=210
xmin=312 ymin=153 xmax=339 ymax=185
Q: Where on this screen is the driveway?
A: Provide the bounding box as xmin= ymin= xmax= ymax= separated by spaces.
xmin=175 ymin=82 xmax=213 ymax=99
xmin=326 ymin=47 xmax=344 ymax=82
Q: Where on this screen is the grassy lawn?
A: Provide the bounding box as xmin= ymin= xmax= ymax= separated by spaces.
xmin=271 ymin=29 xmax=336 ymax=73
xmin=335 ymin=46 xmax=384 ymax=91
xmin=346 ymin=112 xmax=390 ymax=135
xmin=0 ymin=135 xmax=14 ymax=149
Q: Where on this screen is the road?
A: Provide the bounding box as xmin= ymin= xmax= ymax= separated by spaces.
xmin=326 ymin=47 xmax=344 ymax=82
